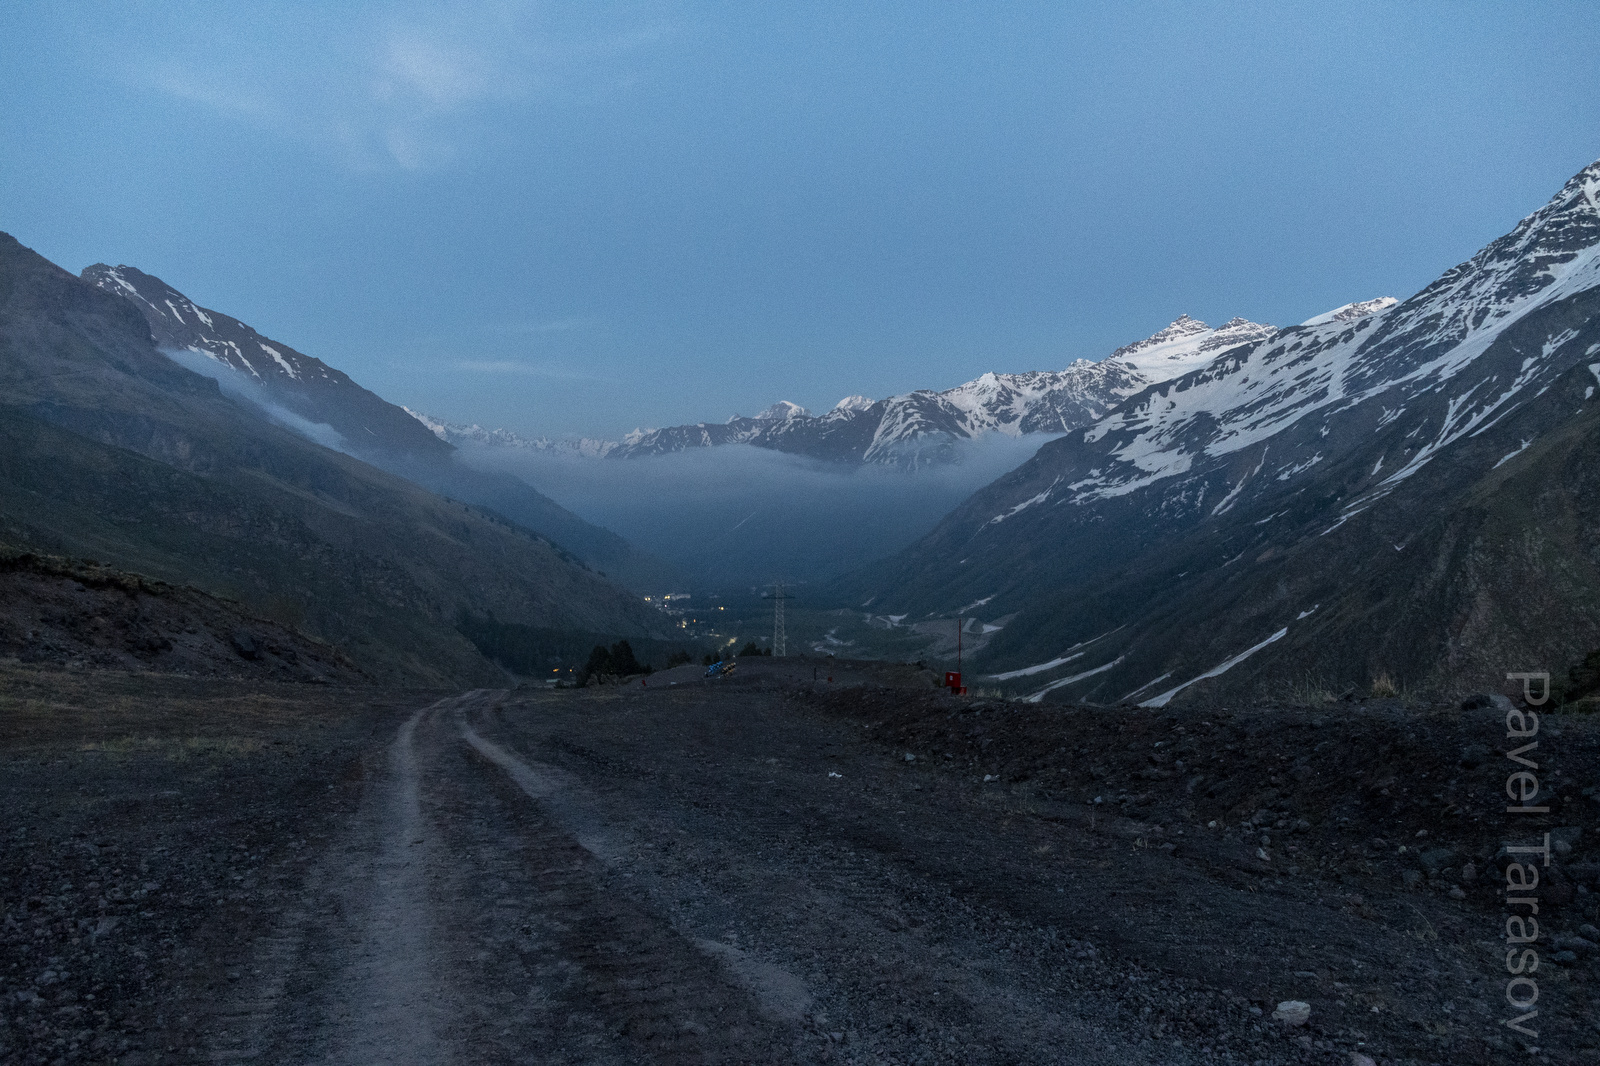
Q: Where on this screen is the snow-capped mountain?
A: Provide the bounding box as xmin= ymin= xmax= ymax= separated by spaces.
xmin=1299 ymin=297 xmax=1399 ymax=327
xmin=1104 ymin=314 xmax=1278 ymax=379
xmin=81 ymin=264 xmax=449 ymax=459
xmin=609 ymin=316 xmax=1279 ymax=466
xmin=426 ymin=315 xmax=1281 ymax=468
xmin=404 ymin=408 xmax=620 ymax=458
xmin=847 ymin=158 xmax=1600 ymax=702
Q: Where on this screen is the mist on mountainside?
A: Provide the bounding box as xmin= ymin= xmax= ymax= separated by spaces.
xmin=155 ymin=344 xmax=677 ymax=590
xmin=451 ymin=435 xmax=1058 ymax=591
xmin=162 ymin=347 xmax=349 ymax=453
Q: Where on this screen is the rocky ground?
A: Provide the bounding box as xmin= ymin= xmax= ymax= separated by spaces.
xmin=1 ymin=658 xmax=1596 ymax=1065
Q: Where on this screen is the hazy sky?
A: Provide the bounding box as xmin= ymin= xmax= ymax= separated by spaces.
xmin=4 ymin=1 xmax=1598 ymax=437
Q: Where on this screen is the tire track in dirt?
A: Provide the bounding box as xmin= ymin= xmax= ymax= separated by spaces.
xmin=204 ymin=694 xmax=466 ymax=1064
xmin=205 ymin=690 xmax=805 ymax=1064
xmin=453 ymin=707 xmax=810 ymax=1062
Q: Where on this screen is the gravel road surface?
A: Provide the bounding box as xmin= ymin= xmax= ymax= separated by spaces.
xmin=4 ymin=664 xmax=1597 ymax=1065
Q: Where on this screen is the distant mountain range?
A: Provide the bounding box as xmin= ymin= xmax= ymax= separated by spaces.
xmin=1 ymin=233 xmax=671 ymax=683
xmin=411 ymin=315 xmax=1303 ymax=468
xmin=842 ymin=158 xmax=1600 ymax=703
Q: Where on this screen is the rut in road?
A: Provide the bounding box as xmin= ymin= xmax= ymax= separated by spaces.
xmin=206 ymin=696 xmax=457 ymax=1064
xmin=205 ymin=691 xmax=798 ymax=1065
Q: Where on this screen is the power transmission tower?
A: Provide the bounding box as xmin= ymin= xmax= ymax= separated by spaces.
xmin=768 ymin=581 xmax=791 ymax=657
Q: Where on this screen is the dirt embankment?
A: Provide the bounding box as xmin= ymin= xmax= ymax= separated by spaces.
xmin=0 ymin=549 xmax=363 ymax=683
xmin=816 ymin=687 xmax=1599 ymax=904
xmin=805 ymin=684 xmax=1600 ymax=1061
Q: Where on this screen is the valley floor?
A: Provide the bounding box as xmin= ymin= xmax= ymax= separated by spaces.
xmin=1 ymin=662 xmax=1596 ymax=1065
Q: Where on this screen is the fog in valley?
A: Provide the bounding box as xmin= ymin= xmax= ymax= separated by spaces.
xmin=456 ymin=436 xmax=1055 ymax=591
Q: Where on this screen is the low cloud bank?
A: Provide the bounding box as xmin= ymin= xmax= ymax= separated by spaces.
xmin=158 ymin=344 xmax=1048 ymax=593
xmin=458 ymin=436 xmax=1053 ymax=591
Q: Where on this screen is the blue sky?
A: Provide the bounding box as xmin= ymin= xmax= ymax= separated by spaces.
xmin=4 ymin=1 xmax=1598 ymax=437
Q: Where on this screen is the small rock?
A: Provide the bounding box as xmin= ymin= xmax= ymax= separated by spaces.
xmin=1580 ymin=923 xmax=1600 ymax=940
xmin=903 ymin=753 xmax=915 ymax=763
xmin=1417 ymin=846 xmax=1457 ymax=872
xmin=1350 ymin=1054 xmax=1377 ymax=1066
xmin=1255 ymin=847 xmax=1271 ymax=861
xmin=230 ymin=630 xmax=259 ymax=659
xmin=1552 ymin=950 xmax=1578 ymax=964
xmin=1271 ymin=1000 xmax=1311 ymax=1027
xmin=1449 ymin=886 xmax=1466 ymax=899
xmin=1459 ymin=862 xmax=1477 ymax=882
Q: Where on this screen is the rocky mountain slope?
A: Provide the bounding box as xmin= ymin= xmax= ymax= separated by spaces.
xmin=413 ymin=317 xmax=1282 ymax=469
xmin=81 ymin=263 xmax=449 ymax=459
xmin=1 ymin=232 xmax=668 ymax=683
xmin=79 ymin=262 xmax=674 ymax=589
xmin=842 ymin=158 xmax=1600 ymax=703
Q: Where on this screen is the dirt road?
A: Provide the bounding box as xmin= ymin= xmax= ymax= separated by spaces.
xmin=201 ymin=687 xmax=1176 ymax=1065
xmin=3 ymin=666 xmax=1597 ymax=1064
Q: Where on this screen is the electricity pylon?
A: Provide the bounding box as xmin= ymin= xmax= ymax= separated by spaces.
xmin=767 ymin=581 xmax=792 ymax=657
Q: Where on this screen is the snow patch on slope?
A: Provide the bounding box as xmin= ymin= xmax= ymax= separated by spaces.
xmin=1139 ymin=627 xmax=1289 ymax=708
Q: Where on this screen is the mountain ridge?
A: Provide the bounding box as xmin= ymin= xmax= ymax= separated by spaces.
xmin=81 ymin=263 xmax=451 ymax=460
xmin=79 ymin=262 xmax=677 ymax=590
xmin=3 ymin=232 xmax=669 ymax=683
xmin=412 ymin=313 xmax=1303 ymax=469
xmin=835 ymin=158 xmax=1600 ymax=702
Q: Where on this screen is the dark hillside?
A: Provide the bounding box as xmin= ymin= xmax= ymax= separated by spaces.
xmin=0 ymin=233 xmax=665 ymax=684
xmin=80 ymin=260 xmax=676 ymax=590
